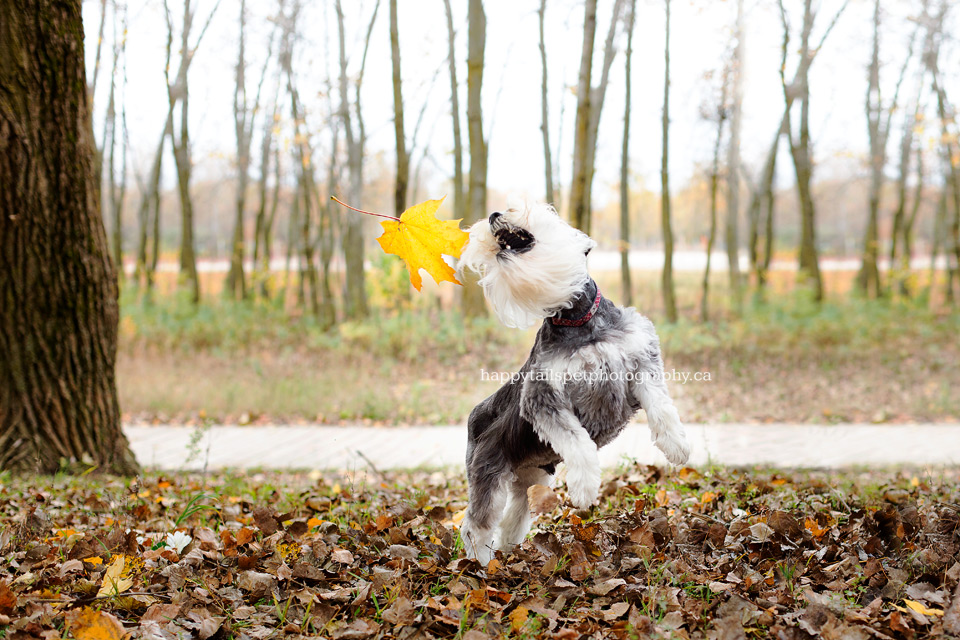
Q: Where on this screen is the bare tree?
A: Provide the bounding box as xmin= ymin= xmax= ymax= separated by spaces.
xmin=570 ymin=0 xmax=624 ymax=234
xmin=225 ymin=1 xmax=275 ymax=300
xmin=661 ymin=0 xmax=677 ymax=322
xmin=747 ymin=1 xmax=845 ymax=296
xmin=777 ymin=0 xmax=848 ymax=302
xmin=725 ymin=0 xmax=744 ymax=312
xmin=889 ymin=85 xmax=924 ymax=296
xmin=581 ymin=0 xmax=625 ymax=235
xmin=856 ymin=0 xmax=914 ymax=298
xmin=337 ymin=0 xmax=380 ymax=319
xmin=538 ymin=0 xmax=555 ymax=206
xmin=1 ymin=0 xmax=137 ymax=474
xmin=702 ymin=65 xmax=730 ymax=323
xmin=923 ymin=2 xmax=960 ymax=302
xmin=251 ymin=65 xmax=281 ymax=298
xmin=104 ymin=0 xmax=128 ymax=276
xmin=619 ymin=0 xmax=636 ymax=307
xmin=569 ymin=0 xmax=597 ymax=228
xmin=462 ymin=0 xmax=488 ymax=318
xmin=162 ymin=0 xmax=221 ymax=304
xmin=443 ymin=0 xmax=466 ymax=223
xmin=390 ymin=0 xmax=409 ymax=218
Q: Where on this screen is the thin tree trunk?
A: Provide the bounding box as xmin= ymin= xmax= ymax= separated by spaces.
xmin=538 ymin=0 xmax=555 ymax=206
xmin=135 ymin=110 xmax=173 ymax=294
xmin=389 ymin=0 xmax=409 ymax=218
xmin=620 ymin=0 xmax=636 ymax=307
xmin=443 ymin=0 xmax=466 ymax=222
xmin=661 ymin=0 xmax=677 ymax=323
xmin=702 ymin=67 xmax=729 ymax=323
xmin=581 ymin=0 xmax=624 ymax=235
xmin=105 ymin=23 xmax=121 ymax=275
xmin=901 ymin=137 xmax=924 ymax=295
xmin=252 ymin=98 xmax=279 ymax=298
xmin=462 ymin=0 xmax=488 ymax=318
xmin=225 ymin=0 xmax=250 ymax=300
xmin=0 ymin=0 xmax=138 ymax=474
xmin=337 ymin=0 xmax=379 ymax=319
xmin=781 ymin=0 xmax=823 ymax=301
xmin=569 ymin=0 xmax=597 ymax=229
xmin=725 ymin=0 xmax=744 ymax=312
xmin=747 ymin=115 xmax=785 ymax=294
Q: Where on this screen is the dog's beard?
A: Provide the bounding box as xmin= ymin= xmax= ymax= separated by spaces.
xmin=458 ymin=203 xmax=596 ymax=329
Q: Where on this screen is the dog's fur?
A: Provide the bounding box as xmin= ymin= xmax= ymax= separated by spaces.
xmin=457 ymin=203 xmax=692 ymax=563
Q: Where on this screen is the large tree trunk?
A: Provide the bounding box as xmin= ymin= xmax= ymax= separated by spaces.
xmin=660 ymin=0 xmax=677 ymax=323
xmin=0 ymin=0 xmax=138 ymax=475
xmin=619 ymin=0 xmax=636 ymax=308
xmin=538 ymin=0 xmax=555 ymax=206
xmin=389 ymin=0 xmax=409 ymax=218
xmin=569 ymin=0 xmax=597 ymax=230
xmin=461 ymin=0 xmax=488 ymax=318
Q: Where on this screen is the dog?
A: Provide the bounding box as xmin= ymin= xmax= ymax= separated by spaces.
xmin=456 ymin=203 xmax=692 ymax=563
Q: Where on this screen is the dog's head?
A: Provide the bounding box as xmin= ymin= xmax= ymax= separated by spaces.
xmin=458 ymin=203 xmax=596 ymax=329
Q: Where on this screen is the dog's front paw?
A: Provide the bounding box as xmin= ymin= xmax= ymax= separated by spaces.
xmin=565 ymin=464 xmax=601 ymax=509
xmin=657 ymin=432 xmax=692 ymax=466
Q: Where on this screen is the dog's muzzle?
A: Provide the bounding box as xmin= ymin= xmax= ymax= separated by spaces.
xmin=490 ymin=212 xmax=535 ymax=254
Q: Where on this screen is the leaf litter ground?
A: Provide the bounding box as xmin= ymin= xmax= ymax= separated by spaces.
xmin=2 ymin=464 xmax=960 ymax=639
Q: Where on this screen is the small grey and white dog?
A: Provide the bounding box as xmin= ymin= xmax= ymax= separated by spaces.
xmin=456 ymin=203 xmax=692 ymax=563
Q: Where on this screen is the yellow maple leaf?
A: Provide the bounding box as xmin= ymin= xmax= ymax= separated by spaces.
xmin=376 ymin=197 xmax=468 ymax=291
xmin=97 ymin=555 xmax=134 ymax=598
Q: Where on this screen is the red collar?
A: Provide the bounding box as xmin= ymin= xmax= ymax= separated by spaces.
xmin=551 ymin=289 xmax=602 ymax=327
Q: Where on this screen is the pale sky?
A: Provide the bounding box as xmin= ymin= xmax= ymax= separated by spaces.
xmin=82 ymin=0 xmax=955 ymax=214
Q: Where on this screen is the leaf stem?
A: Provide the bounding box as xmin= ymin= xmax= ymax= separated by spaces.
xmin=330 ymin=196 xmax=401 ymax=221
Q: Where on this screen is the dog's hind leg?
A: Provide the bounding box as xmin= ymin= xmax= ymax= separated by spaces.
xmin=496 ymin=466 xmax=552 ymax=553
xmin=460 ymin=445 xmax=509 ymax=565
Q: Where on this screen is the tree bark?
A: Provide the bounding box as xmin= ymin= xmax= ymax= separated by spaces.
xmin=538 ymin=0 xmax=555 ymax=206
xmin=620 ymin=0 xmax=636 ymax=308
xmin=569 ymin=0 xmax=597 ymax=230
xmin=461 ymin=0 xmax=488 ymax=318
xmin=389 ymin=0 xmax=409 ymax=219
xmin=661 ymin=0 xmax=677 ymax=323
xmin=0 ymin=0 xmax=138 ymax=475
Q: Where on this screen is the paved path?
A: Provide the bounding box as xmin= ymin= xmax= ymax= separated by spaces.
xmin=125 ymin=423 xmax=960 ymax=471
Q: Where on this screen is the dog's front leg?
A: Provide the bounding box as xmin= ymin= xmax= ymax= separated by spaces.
xmin=631 ymin=354 xmax=691 ymax=466
xmin=522 ymin=385 xmax=600 ymax=509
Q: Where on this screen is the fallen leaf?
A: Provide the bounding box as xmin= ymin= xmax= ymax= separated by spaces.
xmin=509 ymin=606 xmax=530 ymax=632
xmin=67 ymin=607 xmax=128 ymax=640
xmin=96 ymin=555 xmax=133 ymax=597
xmin=901 ymin=599 xmax=944 ymax=617
xmin=528 ymin=485 xmax=560 ymax=514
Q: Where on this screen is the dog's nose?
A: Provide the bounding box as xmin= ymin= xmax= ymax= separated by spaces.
xmin=488 ymin=212 xmax=502 ymax=225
